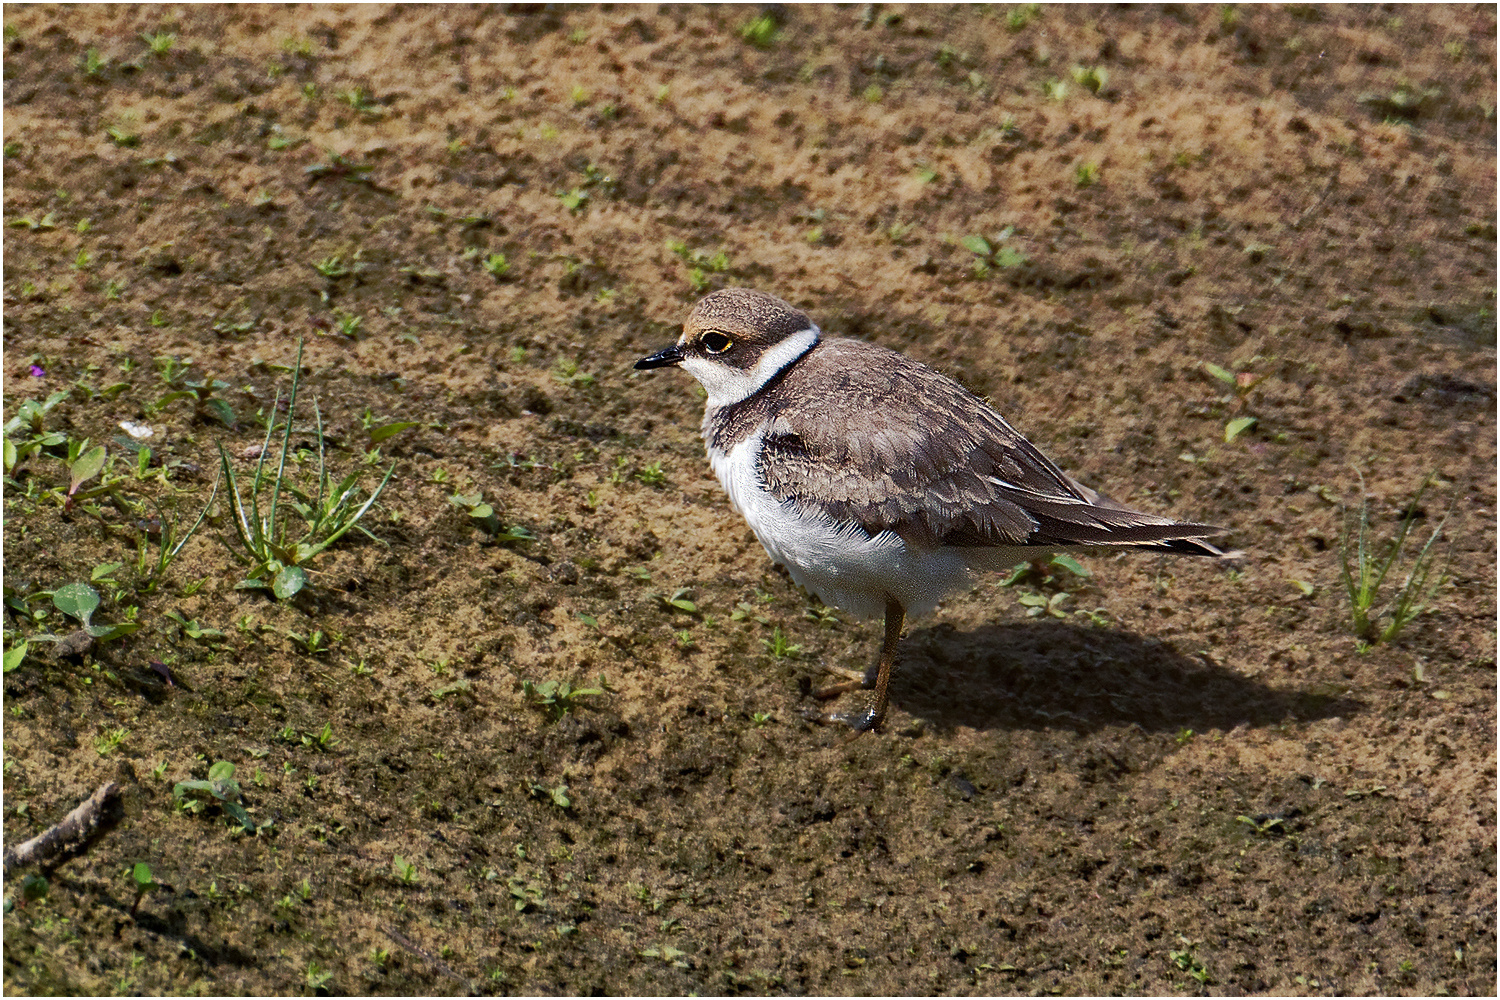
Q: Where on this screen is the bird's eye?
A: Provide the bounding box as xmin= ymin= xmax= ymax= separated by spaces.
xmin=701 ymin=331 xmax=733 ymax=354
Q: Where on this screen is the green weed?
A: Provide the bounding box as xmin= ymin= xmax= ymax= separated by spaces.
xmin=739 ymin=13 xmax=779 ymax=49
xmin=762 ymin=627 xmax=801 ymax=659
xmin=1006 ymin=4 xmax=1041 ymax=32
xmin=960 ymin=228 xmax=1029 ymax=277
xmin=1340 ymin=473 xmax=1451 ymax=645
xmin=1070 ymin=64 xmax=1108 ymax=94
xmin=140 ymin=31 xmax=176 ymax=56
xmin=521 ymin=677 xmax=608 ymax=720
xmin=173 ymin=761 xmax=257 ymax=832
xmin=482 ymin=252 xmax=510 ymax=278
xmin=217 ymin=341 xmax=395 ymax=599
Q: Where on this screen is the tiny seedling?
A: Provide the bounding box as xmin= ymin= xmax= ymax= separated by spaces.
xmin=555 ymin=358 xmax=596 ymax=388
xmin=961 ymin=228 xmax=1029 ymax=277
xmin=1070 ymin=64 xmax=1108 ymax=94
xmin=739 ymin=13 xmax=779 ymax=48
xmin=656 ymin=588 xmax=698 ymax=613
xmin=141 ymin=30 xmax=176 ymax=55
xmin=731 ymin=602 xmax=769 ymax=624
xmin=94 ymin=727 xmax=129 ymax=756
xmin=151 ymin=367 xmax=238 ymax=427
xmin=527 ymin=782 xmax=572 ymax=810
xmin=1074 ymin=161 xmax=1102 ymax=187
xmin=447 ymin=491 xmax=535 ymax=544
xmin=306 ymin=962 xmax=334 ymax=992
xmin=667 ymin=240 xmax=730 ymax=291
xmin=173 ymin=760 xmax=256 ymax=832
xmin=360 ymin=411 xmax=420 ymax=447
xmin=163 ymin=610 xmax=224 ymax=641
xmin=333 ymin=311 xmax=362 ymax=338
xmin=128 ymin=862 xmax=160 ymax=916
xmin=336 ymin=86 xmax=381 ymax=113
xmin=4 ymin=390 xmax=72 ymax=473
xmin=762 ymin=627 xmax=801 ymax=659
xmin=392 ymin=855 xmax=418 ymax=884
xmin=482 ymin=252 xmax=510 ymax=278
xmin=301 ymin=721 xmax=338 ymax=750
xmin=36 ymin=582 xmax=141 ymax=651
xmin=1203 ymin=362 xmax=1265 ymax=442
xmin=522 ymin=677 xmax=608 ymax=720
xmin=1340 ymin=473 xmax=1452 ymax=645
xmin=635 ymin=461 xmax=667 ymax=486
xmin=1007 ymin=3 xmax=1040 ymax=31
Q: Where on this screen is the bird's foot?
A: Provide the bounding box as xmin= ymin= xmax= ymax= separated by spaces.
xmin=799 ymin=703 xmax=884 ymax=737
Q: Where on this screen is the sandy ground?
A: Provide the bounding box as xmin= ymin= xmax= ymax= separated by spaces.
xmin=3 ymin=4 xmax=1495 ymax=995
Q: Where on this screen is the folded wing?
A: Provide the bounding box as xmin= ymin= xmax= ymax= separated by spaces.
xmin=754 ymin=340 xmax=1224 ymax=553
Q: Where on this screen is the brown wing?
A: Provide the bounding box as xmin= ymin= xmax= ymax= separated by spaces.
xmin=752 ymin=339 xmax=1224 ymax=551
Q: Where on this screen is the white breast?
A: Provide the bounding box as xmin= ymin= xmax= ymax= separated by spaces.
xmin=706 ymin=424 xmax=980 ymax=620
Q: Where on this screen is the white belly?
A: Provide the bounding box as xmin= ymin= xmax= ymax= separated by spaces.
xmin=708 ymin=429 xmax=992 ymax=620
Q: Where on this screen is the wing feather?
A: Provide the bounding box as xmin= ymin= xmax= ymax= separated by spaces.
xmin=752 ymin=339 xmax=1223 ymax=551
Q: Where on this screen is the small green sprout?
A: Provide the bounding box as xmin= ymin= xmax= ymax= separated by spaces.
xmin=762 ymin=627 xmax=801 ymax=659
xmin=960 ymin=227 xmax=1029 ymax=277
xmin=141 ymin=31 xmax=176 ymax=56
xmin=482 ymin=252 xmax=510 ymax=278
xmin=1006 ymin=3 xmax=1040 ymax=32
xmin=173 ymin=761 xmax=256 ymax=832
xmin=657 ymin=587 xmax=698 ymax=613
xmin=1070 ymin=64 xmax=1108 ymax=94
xmin=528 ymin=782 xmax=572 ymax=810
xmin=555 ymin=357 xmax=596 ymax=388
xmin=393 ymin=855 xmax=418 ymax=884
xmin=305 ymin=961 xmax=333 ymax=992
xmin=128 ymin=862 xmax=160 ymax=915
xmin=739 ymin=13 xmax=780 ymax=49
xmin=94 ymin=727 xmax=129 ymax=756
xmin=312 ymin=254 xmax=350 ymax=278
xmin=522 ymin=677 xmax=608 ymax=720
xmin=1074 ymin=161 xmax=1101 ymax=187
xmin=9 ymin=212 xmax=57 ymax=230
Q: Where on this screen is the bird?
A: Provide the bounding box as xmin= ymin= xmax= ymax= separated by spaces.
xmin=634 ymin=288 xmax=1230 ymax=734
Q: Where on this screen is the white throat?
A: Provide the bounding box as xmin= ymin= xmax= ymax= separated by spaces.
xmin=680 ymin=326 xmax=819 ymax=407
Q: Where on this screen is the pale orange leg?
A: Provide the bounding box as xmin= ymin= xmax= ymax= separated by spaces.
xmin=810 ymin=597 xmax=904 ymax=734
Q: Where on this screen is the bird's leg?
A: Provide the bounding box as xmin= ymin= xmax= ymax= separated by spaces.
xmin=808 ymin=597 xmax=905 ymax=734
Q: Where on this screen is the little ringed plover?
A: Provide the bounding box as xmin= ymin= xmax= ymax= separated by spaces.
xmin=635 ymin=288 xmax=1229 ymax=733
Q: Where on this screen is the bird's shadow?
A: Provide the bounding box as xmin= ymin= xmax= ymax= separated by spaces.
xmin=888 ymin=620 xmax=1359 ymax=735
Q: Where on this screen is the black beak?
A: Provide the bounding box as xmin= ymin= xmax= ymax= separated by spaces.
xmin=634 ymin=345 xmax=684 ymax=370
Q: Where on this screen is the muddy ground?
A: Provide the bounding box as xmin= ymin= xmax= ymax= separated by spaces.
xmin=2 ymin=4 xmax=1495 ymax=996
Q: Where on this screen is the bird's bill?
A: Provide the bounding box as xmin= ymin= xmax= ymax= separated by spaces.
xmin=634 ymin=345 xmax=685 ymax=370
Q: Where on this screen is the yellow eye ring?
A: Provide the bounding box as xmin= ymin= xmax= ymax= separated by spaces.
xmin=702 ymin=331 xmax=733 ymax=354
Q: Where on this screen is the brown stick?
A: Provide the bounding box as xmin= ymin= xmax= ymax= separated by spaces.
xmin=3 ymin=781 xmax=121 ymax=876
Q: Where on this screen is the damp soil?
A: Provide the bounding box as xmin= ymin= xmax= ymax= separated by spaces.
xmin=2 ymin=4 xmax=1495 ymax=996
